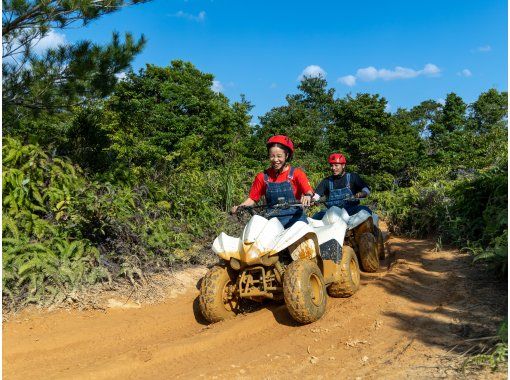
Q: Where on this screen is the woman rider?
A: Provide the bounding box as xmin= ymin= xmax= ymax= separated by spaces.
xmin=231 ymin=135 xmax=314 ymax=228
xmin=312 ymin=153 xmax=372 ymax=220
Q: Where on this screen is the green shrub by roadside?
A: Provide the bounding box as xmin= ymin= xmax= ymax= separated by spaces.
xmin=372 ymin=162 xmax=508 ymax=276
xmin=2 ymin=137 xmax=107 ymax=306
xmin=463 ymin=318 xmax=508 ymax=372
xmin=2 ymin=137 xmax=242 ymax=309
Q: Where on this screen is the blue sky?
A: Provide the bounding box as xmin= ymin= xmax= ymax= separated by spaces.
xmin=58 ymin=0 xmax=507 ymax=121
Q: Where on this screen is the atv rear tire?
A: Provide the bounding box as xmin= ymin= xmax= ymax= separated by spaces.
xmin=374 ymin=227 xmax=386 ymax=260
xmin=359 ymin=232 xmax=379 ymax=272
xmin=199 ymin=266 xmax=240 ymax=323
xmin=328 ymin=246 xmax=361 ymax=298
xmin=283 ymin=260 xmax=327 ymax=324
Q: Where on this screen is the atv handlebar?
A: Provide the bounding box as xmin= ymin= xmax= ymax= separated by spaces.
xmin=233 ymin=201 xmax=304 ymax=218
xmin=311 ymin=196 xmax=360 ymax=205
xmin=232 ymin=196 xmax=362 ymax=221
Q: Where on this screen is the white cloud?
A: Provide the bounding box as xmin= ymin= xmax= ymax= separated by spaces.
xmin=356 ymin=66 xmax=379 ymax=81
xmin=298 ymin=65 xmax=326 ymax=80
xmin=338 ymin=75 xmax=356 ymax=86
xmin=385 ymin=103 xmax=391 ymax=112
xmin=457 ymin=68 xmax=472 ymax=77
xmin=422 ymin=63 xmax=441 ymax=75
xmin=270 ymin=83 xmax=277 ymax=88
xmin=33 ymin=30 xmax=66 ymax=53
xmin=211 ymin=80 xmax=223 ymax=93
xmin=437 ymin=98 xmax=445 ymax=105
xmin=337 ymin=63 xmax=441 ymax=86
xmin=172 ymin=10 xmax=206 ymax=22
xmin=473 ymin=45 xmax=491 ymax=53
xmin=115 ymin=72 xmax=127 ymax=81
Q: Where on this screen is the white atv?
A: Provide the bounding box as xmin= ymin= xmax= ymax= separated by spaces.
xmin=199 ymin=202 xmax=364 ymax=325
xmin=311 ymin=196 xmax=386 ymax=273
xmin=342 ymin=208 xmax=386 ymax=273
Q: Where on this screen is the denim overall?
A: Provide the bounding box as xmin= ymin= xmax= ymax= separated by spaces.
xmin=264 ymin=167 xmax=308 ymax=229
xmin=325 ymin=173 xmax=355 ymax=209
xmin=313 ymin=173 xmax=371 ymax=219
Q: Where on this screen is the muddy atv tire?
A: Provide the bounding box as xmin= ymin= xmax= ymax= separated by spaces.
xmin=199 ymin=266 xmax=240 ymax=323
xmin=328 ymin=246 xmax=361 ymax=298
xmin=374 ymin=227 xmax=386 ymax=260
xmin=283 ymin=260 xmax=327 ymax=324
xmin=359 ymin=232 xmax=379 ymax=272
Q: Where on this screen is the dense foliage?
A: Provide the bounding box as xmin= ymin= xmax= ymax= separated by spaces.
xmin=2 ymin=4 xmax=507 ymax=313
xmin=3 ymin=0 xmax=147 ymax=143
xmin=4 ymin=67 xmax=506 ymax=308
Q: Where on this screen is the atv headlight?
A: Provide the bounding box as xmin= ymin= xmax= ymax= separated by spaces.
xmin=230 ymin=257 xmax=241 ymax=270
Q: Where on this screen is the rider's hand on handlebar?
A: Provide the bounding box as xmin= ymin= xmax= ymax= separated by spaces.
xmin=311 ymin=193 xmax=321 ymax=205
xmin=233 ymin=198 xmax=257 ymax=214
xmin=301 ymin=194 xmax=312 ymax=207
xmin=355 ymin=191 xmax=367 ymax=199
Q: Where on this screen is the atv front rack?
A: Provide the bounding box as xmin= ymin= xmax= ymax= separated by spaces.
xmin=238 ymin=266 xmax=283 ymax=299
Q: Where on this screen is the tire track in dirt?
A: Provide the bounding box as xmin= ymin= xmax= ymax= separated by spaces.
xmin=3 ymin=230 xmax=507 ymax=379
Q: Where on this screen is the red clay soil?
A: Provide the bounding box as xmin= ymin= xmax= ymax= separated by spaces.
xmin=3 ymin=229 xmax=507 ymax=379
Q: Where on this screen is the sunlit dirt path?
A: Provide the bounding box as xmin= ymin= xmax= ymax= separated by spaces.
xmin=3 ymin=228 xmax=507 ymax=379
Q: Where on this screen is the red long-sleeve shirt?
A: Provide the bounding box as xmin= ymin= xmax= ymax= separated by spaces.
xmin=248 ymin=167 xmax=313 ymax=202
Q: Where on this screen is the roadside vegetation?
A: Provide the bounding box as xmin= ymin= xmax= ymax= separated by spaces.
xmin=3 ymin=0 xmax=507 ymax=367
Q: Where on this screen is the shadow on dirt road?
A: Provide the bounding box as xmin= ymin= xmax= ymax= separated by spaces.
xmin=373 ymin=236 xmax=507 ymax=356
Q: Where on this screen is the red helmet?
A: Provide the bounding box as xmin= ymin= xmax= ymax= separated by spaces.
xmin=328 ymin=153 xmax=346 ymax=164
xmin=266 ymin=135 xmax=294 ymax=153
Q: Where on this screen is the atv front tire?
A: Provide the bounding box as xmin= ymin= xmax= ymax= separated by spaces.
xmin=359 ymin=232 xmax=379 ymax=272
xmin=328 ymin=246 xmax=361 ymax=298
xmin=283 ymin=260 xmax=327 ymax=324
xmin=199 ymin=266 xmax=240 ymax=323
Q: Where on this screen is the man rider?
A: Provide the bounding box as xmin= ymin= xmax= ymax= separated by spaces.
xmin=312 ymin=153 xmax=372 ymax=220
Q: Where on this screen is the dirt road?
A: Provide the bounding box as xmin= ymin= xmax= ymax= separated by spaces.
xmin=3 ymin=231 xmax=507 ymax=379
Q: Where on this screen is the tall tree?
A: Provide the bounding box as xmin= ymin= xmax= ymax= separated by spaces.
xmin=408 ymin=99 xmax=442 ymax=138
xmin=101 ymin=61 xmax=253 ymax=175
xmin=3 ymin=0 xmax=148 ymax=141
xmin=330 ymin=93 xmax=390 ymax=165
xmin=470 ymin=88 xmax=508 ymax=132
xmin=439 ymin=92 xmax=467 ymax=134
xmin=256 ymin=76 xmax=334 ymax=169
xmin=331 ymin=94 xmax=422 ymax=189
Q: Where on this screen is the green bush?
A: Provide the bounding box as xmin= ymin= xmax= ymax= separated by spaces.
xmin=2 ymin=137 xmax=107 ymax=306
xmin=463 ymin=319 xmax=508 ymax=372
xmin=372 ymin=163 xmax=508 ymax=276
xmin=2 ymin=137 xmax=241 ymax=308
xmin=3 ymin=60 xmax=507 ymax=310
